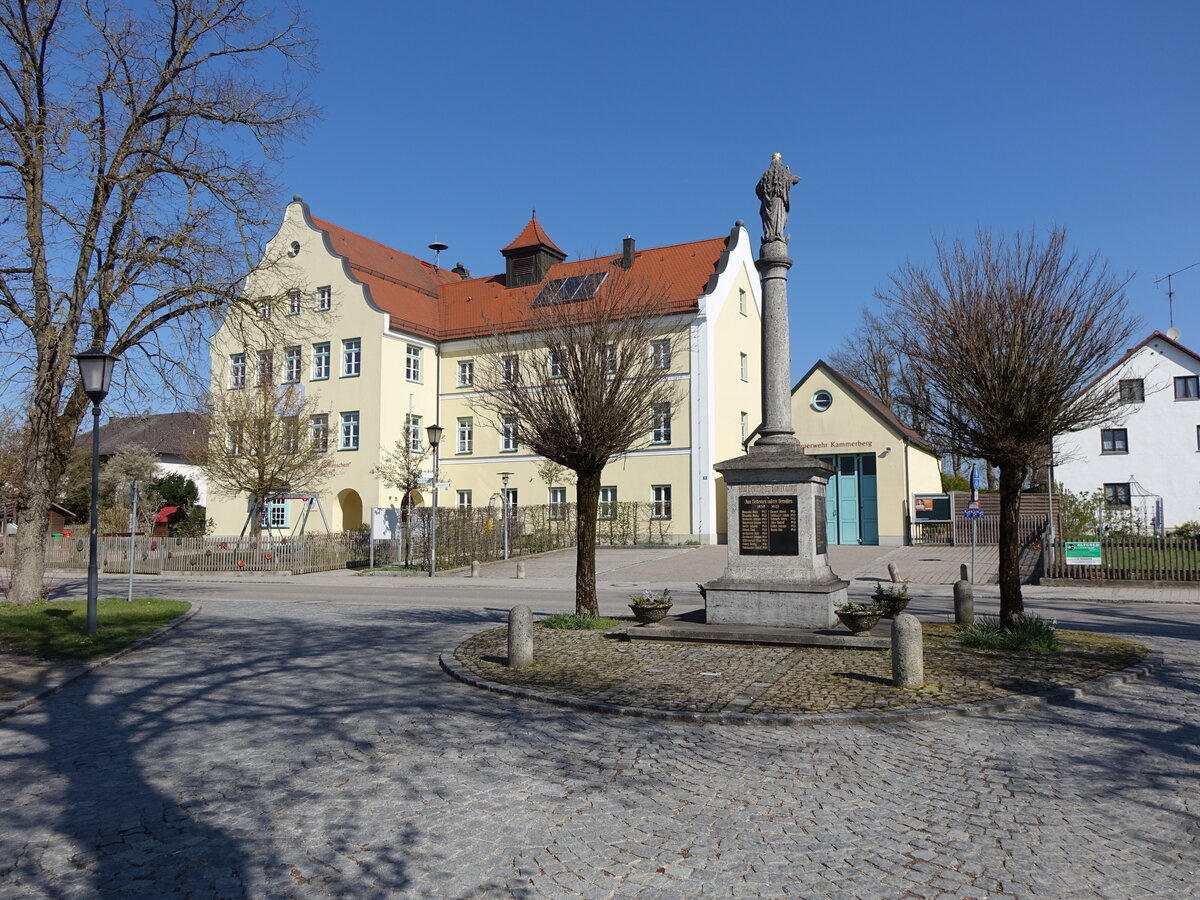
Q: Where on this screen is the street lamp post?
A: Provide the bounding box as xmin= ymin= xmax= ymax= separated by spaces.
xmin=498 ymin=471 xmax=513 ymax=560
xmin=426 ymin=423 xmax=443 ymax=577
xmin=75 ymin=346 xmax=117 ymax=637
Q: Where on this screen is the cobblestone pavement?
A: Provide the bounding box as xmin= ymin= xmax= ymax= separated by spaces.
xmin=1 ymin=597 xmax=1198 ymax=898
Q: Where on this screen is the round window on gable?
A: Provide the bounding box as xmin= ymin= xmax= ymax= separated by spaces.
xmin=287 ymin=241 xmax=300 ymax=258
xmin=811 ymin=390 xmax=833 ymax=412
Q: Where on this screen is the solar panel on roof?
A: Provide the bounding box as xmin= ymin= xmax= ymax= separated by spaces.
xmin=533 ymin=271 xmax=609 ymax=307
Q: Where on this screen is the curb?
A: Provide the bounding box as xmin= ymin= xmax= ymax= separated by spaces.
xmin=0 ymin=604 xmax=200 ymax=722
xmin=439 ymin=645 xmax=1164 ymax=727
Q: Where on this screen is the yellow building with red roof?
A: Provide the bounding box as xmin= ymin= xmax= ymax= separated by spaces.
xmin=207 ymin=197 xmax=763 ymax=542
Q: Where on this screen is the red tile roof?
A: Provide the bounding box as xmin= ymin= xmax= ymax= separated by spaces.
xmin=310 ymin=214 xmax=729 ymax=341
xmin=500 ymin=217 xmax=565 ymax=255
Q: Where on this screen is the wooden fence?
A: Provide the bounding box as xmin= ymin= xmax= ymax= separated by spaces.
xmin=909 ymin=514 xmax=1049 ymax=547
xmin=1043 ymin=535 xmax=1200 ymax=582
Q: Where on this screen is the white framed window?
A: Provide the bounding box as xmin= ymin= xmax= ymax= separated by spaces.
xmin=651 ymin=403 xmax=672 ymax=444
xmin=256 ymin=349 xmax=273 ymax=386
xmin=229 ymin=353 xmax=246 ymax=389
xmin=261 ymin=498 xmax=289 ymax=529
xmin=548 ymin=350 xmax=562 ymax=379
xmin=651 ymin=339 xmax=671 ymax=370
xmin=503 ymin=487 xmax=518 ymax=510
xmin=342 ymin=338 xmax=361 ymax=377
xmin=406 ymin=345 xmax=422 ymax=382
xmin=651 ymin=484 xmax=672 ymax=519
xmin=1175 ymin=376 xmax=1199 ymax=399
xmin=457 ymin=490 xmax=472 ymax=509
xmin=604 ymin=344 xmax=617 ymax=375
xmin=501 ymin=414 xmax=518 ymax=452
xmin=227 ymin=423 xmax=244 ymax=456
xmin=288 ymin=291 xmax=301 ymax=315
xmin=599 ymin=485 xmax=617 ymax=519
xmin=1100 ymin=428 xmax=1128 ymax=453
xmin=316 ymin=285 xmax=331 ymax=311
xmin=457 ymin=359 xmax=474 ymax=387
xmin=502 ymin=354 xmax=519 ymax=383
xmin=340 ymin=411 xmax=360 ymax=451
xmin=406 ymin=413 xmax=422 ymax=452
xmin=457 ymin=417 xmax=473 ymax=454
xmin=259 ymin=300 xmax=271 ymax=319
xmin=282 ymin=415 xmax=300 ymax=454
xmin=312 ymin=342 xmax=330 ymax=380
xmin=310 ymin=414 xmax=329 ymax=452
xmin=739 ymin=288 xmax=747 ymax=315
xmin=739 ymin=352 xmax=748 ymax=382
xmin=549 ymin=486 xmax=567 ymax=519
xmin=741 ymin=411 xmax=748 ymax=442
xmin=284 ymin=346 xmax=302 ymax=383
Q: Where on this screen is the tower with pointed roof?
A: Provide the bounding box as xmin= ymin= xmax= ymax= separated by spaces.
xmin=500 ymin=215 xmax=567 ymax=288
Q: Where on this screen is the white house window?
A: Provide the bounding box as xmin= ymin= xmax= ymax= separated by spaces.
xmin=741 ymin=411 xmax=748 ymax=442
xmin=406 ymin=413 xmax=422 ymax=452
xmin=342 ymin=338 xmax=361 ymax=377
xmin=651 ymin=339 xmax=671 ymax=370
xmin=1100 ymin=428 xmax=1128 ymax=453
xmin=1175 ymin=376 xmax=1199 ymax=399
xmin=503 ymin=487 xmax=518 ymax=510
xmin=340 ymin=411 xmax=360 ymax=451
xmin=502 ymin=354 xmax=520 ymax=383
xmin=457 ymin=417 xmax=473 ymax=454
xmin=406 ymin=345 xmax=422 ymax=382
xmin=1119 ymin=378 xmax=1144 ymax=402
xmin=229 ymin=352 xmax=246 ymax=389
xmin=549 ymin=486 xmax=567 ymax=520
xmin=1104 ymin=482 xmax=1131 ymax=507
xmin=548 ymin=350 xmax=562 ymax=379
xmin=316 ymin=286 xmax=331 ymax=311
xmin=256 ymin=349 xmax=273 ymax=386
xmin=288 ymin=291 xmax=301 ymax=315
xmin=284 ymin=346 xmax=302 ymax=383
xmin=599 ymin=486 xmax=617 ymax=519
xmin=260 ymin=498 xmax=289 ymax=530
xmin=604 ymin=344 xmax=618 ymax=375
xmin=739 ymin=352 xmax=748 ymax=381
xmin=811 ymin=390 xmax=833 ymax=412
xmin=259 ymin=300 xmax=271 ymax=319
xmin=312 ymin=342 xmax=330 ymax=380
xmin=501 ymin=415 xmax=518 ymax=452
xmin=457 ymin=490 xmax=472 ymax=509
xmin=651 ymin=485 xmax=672 ymax=519
xmin=310 ymin=414 xmax=329 ymax=452
xmin=227 ymin=423 xmax=244 ymax=456
xmin=739 ymin=288 xmax=747 ymax=315
xmin=282 ymin=416 xmax=300 ymax=454
xmin=651 ymin=403 xmax=672 ymax=444
xmin=457 ymin=359 xmax=474 ymax=387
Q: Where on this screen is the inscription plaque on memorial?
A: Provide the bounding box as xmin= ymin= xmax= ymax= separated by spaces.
xmin=815 ymin=497 xmax=827 ymax=555
xmin=739 ymin=495 xmax=799 ymax=556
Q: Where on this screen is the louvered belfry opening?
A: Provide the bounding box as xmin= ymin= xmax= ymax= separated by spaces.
xmin=501 ymin=215 xmax=567 ymax=288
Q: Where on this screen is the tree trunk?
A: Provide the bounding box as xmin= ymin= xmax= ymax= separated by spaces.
xmin=573 ymin=469 xmax=601 ymax=617
xmin=997 ymin=462 xmax=1025 ymax=628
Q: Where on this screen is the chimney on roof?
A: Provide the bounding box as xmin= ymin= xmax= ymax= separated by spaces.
xmin=622 ymin=236 xmax=635 ymax=270
xmin=451 ymin=261 xmax=471 ymax=280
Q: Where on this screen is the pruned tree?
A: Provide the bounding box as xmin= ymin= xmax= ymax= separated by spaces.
xmin=877 ymin=228 xmax=1135 ymax=626
xmin=0 ymin=0 xmax=315 ymax=603
xmin=98 ymin=443 xmax=162 ymax=534
xmin=472 ymin=268 xmax=682 ymax=616
xmin=195 ymin=383 xmax=333 ymax=539
xmin=372 ymin=438 xmax=430 ymax=566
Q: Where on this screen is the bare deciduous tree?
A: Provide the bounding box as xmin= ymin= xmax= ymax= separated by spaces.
xmin=195 ymin=384 xmax=333 ymax=539
xmin=0 ymin=0 xmax=314 ymax=603
xmin=372 ymin=438 xmax=430 ymax=566
xmin=473 ymin=270 xmax=681 ymax=616
xmin=877 ymin=228 xmax=1135 ymax=625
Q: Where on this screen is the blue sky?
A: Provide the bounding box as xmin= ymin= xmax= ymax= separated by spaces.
xmin=281 ymin=1 xmax=1199 ymax=383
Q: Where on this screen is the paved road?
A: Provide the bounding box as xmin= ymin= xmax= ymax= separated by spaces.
xmin=2 ymin=551 xmax=1198 ymax=898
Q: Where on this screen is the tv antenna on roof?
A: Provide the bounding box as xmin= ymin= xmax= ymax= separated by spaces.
xmin=1153 ymin=260 xmax=1200 ymax=330
xmin=428 ymin=240 xmax=448 ymax=270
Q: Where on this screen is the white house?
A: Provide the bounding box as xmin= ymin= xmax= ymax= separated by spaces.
xmin=1053 ymin=329 xmax=1200 ymax=530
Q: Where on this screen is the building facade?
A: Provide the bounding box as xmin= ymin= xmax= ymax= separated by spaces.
xmin=1053 ymin=330 xmax=1200 ymax=531
xmin=206 ymin=199 xmax=763 ymax=541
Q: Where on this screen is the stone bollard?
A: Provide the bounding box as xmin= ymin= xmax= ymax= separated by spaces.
xmin=516 ymin=561 xmax=526 ymax=580
xmin=960 ymin=563 xmax=969 ymax=582
xmin=508 ymin=605 xmax=533 ymax=668
xmin=891 ymin=613 xmax=923 ymax=688
xmin=471 ymin=560 xmax=480 ymax=578
xmin=887 ymin=562 xmax=900 ymax=583
xmin=953 ymin=579 xmax=974 ymax=625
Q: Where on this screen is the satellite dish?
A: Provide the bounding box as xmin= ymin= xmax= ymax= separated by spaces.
xmin=1166 ymin=327 xmax=1181 ymax=341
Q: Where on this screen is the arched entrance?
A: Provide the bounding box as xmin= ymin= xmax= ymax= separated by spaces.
xmin=338 ymin=488 xmax=363 ymax=531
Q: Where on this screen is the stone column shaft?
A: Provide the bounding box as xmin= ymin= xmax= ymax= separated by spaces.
xmin=755 ymin=242 xmax=798 ymax=447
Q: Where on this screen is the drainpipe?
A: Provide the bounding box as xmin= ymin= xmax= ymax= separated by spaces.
xmin=903 ymin=438 xmax=911 ymax=545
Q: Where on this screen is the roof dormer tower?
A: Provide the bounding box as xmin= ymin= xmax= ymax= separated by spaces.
xmin=500 ymin=213 xmax=566 ymax=287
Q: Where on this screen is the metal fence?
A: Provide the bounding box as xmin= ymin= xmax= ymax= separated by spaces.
xmin=909 ymin=514 xmax=1048 ymax=547
xmin=1043 ymin=535 xmax=1200 ymax=582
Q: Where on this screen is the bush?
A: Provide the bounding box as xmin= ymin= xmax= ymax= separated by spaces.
xmin=1172 ymin=521 xmax=1200 ymax=539
xmin=538 ymin=613 xmax=623 ymax=630
xmin=958 ymin=613 xmax=1062 ymax=652
xmin=941 ymin=473 xmax=969 ymax=492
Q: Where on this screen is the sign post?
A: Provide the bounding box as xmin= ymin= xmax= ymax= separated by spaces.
xmin=967 ymin=465 xmax=985 ymax=584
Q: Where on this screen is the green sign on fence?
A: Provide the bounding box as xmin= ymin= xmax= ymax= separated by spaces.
xmin=1064 ymin=541 xmax=1103 ymax=566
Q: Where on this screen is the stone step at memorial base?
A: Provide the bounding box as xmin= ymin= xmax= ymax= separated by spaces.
xmin=613 ymin=611 xmax=890 ymax=650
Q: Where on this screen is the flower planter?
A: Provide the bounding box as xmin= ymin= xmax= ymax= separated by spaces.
xmin=630 ymin=603 xmax=672 ymax=624
xmin=836 ymin=609 xmax=883 ymax=633
xmin=875 ymin=596 xmax=910 ymax=618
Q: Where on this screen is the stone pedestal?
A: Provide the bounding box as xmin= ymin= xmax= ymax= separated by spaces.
xmin=704 ymin=445 xmax=848 ymax=628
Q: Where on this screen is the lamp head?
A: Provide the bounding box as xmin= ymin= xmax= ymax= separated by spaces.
xmin=425 ymin=423 xmax=444 ymax=448
xmin=74 ymin=346 xmax=117 ymax=404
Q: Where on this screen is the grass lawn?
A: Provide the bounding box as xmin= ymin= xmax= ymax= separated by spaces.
xmin=0 ymin=598 xmax=190 ymax=661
